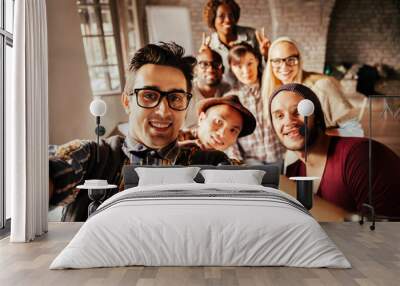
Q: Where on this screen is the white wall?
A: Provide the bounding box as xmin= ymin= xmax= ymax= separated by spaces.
xmin=146 ymin=6 xmax=193 ymax=55
xmin=47 ymin=0 xmax=127 ymax=145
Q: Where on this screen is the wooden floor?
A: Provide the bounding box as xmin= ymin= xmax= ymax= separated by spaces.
xmin=0 ymin=222 xmax=399 ymax=286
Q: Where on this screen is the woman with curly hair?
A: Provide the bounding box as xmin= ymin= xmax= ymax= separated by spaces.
xmin=201 ymin=0 xmax=270 ymax=85
xmin=262 ymin=37 xmax=363 ymax=136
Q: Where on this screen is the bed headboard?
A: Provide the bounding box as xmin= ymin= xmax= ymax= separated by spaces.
xmin=122 ymin=163 xmax=282 ymax=189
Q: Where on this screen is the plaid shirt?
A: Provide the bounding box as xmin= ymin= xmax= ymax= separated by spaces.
xmin=224 ymin=84 xmax=285 ymax=163
xmin=122 ymin=136 xmax=181 ymax=165
xmin=50 ymin=135 xmax=231 ymax=221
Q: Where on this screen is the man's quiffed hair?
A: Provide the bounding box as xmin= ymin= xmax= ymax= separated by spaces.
xmin=203 ymin=0 xmax=240 ymax=30
xmin=128 ymin=42 xmax=196 ymax=92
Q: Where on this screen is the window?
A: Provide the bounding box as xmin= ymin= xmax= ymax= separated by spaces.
xmin=77 ymin=0 xmax=123 ymax=96
xmin=0 ymin=0 xmax=14 ymax=231
xmin=118 ymin=0 xmax=144 ymax=68
xmin=123 ymin=0 xmax=140 ymax=56
xmin=76 ymin=0 xmax=142 ymax=96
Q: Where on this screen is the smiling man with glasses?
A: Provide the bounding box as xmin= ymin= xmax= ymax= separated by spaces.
xmin=184 ymin=48 xmax=231 ymax=129
xmin=49 ymin=42 xmax=232 ymax=221
xmin=121 ymin=43 xmax=232 ymax=165
xmin=120 ymin=43 xmax=194 ymax=151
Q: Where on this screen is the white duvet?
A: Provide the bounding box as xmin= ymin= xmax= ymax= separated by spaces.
xmin=50 ymin=183 xmax=351 ymax=269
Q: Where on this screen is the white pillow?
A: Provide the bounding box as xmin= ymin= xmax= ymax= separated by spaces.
xmin=135 ymin=167 xmax=201 ymax=186
xmin=200 ymin=169 xmax=266 ymax=185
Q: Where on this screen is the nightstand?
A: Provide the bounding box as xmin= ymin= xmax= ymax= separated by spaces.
xmin=77 ymin=183 xmax=117 ymax=216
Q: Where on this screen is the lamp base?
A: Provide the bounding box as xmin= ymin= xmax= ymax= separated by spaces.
xmin=289 ymin=176 xmax=319 ymax=210
xmin=296 ymin=180 xmax=313 ymax=210
xmin=359 ymin=203 xmax=376 ymax=231
xmin=95 ymin=125 xmax=106 ymax=136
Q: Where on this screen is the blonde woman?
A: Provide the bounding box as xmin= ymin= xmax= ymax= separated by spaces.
xmin=262 ymin=37 xmax=363 ymax=137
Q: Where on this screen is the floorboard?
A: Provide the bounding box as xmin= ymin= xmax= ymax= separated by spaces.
xmin=1 ymin=222 xmax=399 ymax=286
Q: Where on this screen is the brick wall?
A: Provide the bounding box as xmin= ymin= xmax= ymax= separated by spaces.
xmin=268 ymin=0 xmax=335 ymax=72
xmin=326 ymin=0 xmax=400 ymax=70
xmin=140 ymin=0 xmax=400 ymax=73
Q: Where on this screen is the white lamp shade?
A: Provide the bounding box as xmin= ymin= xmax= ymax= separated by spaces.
xmin=297 ymin=99 xmax=314 ymax=117
xmin=89 ymin=99 xmax=107 ymax=117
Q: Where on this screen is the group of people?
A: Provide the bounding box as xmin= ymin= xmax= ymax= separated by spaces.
xmin=50 ymin=0 xmax=400 ymax=221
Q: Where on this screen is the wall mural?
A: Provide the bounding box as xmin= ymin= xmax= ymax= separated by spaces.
xmin=48 ymin=0 xmax=400 ymax=223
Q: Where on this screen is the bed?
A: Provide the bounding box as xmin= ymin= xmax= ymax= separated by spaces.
xmin=50 ymin=165 xmax=350 ymax=269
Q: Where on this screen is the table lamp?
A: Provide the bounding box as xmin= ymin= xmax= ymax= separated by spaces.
xmin=289 ymin=99 xmax=317 ymax=210
xmin=89 ymin=98 xmax=107 ymax=163
xmin=297 ymin=99 xmax=315 ymax=162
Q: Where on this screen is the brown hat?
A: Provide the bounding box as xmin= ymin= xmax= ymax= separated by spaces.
xmin=196 ymin=94 xmax=256 ymax=137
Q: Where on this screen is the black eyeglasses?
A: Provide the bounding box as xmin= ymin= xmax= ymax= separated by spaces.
xmin=198 ymin=61 xmax=223 ymax=70
xmin=130 ymin=88 xmax=192 ymax=111
xmin=270 ymin=55 xmax=300 ymax=67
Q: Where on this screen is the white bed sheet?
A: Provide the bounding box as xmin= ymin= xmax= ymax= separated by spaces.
xmin=50 ymin=183 xmax=351 ymax=269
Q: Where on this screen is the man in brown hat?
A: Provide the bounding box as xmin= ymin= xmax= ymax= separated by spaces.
xmin=178 ymin=94 xmax=256 ymax=152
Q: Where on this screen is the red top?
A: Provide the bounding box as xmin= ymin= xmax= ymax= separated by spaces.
xmin=287 ymin=137 xmax=400 ymax=217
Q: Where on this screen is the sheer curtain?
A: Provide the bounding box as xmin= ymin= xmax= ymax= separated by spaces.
xmin=8 ymin=0 xmax=48 ymax=242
